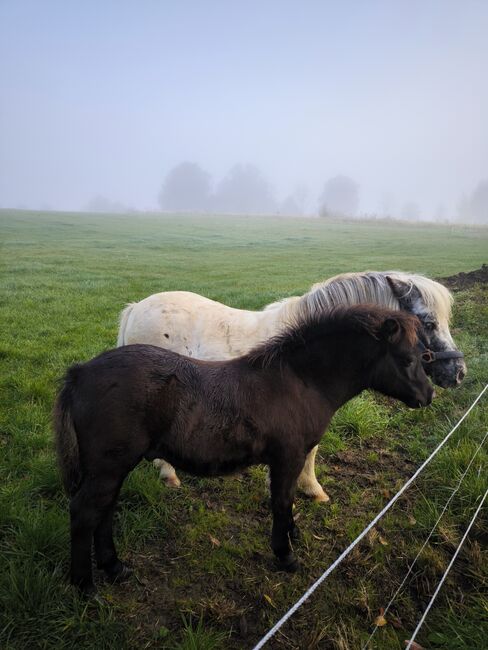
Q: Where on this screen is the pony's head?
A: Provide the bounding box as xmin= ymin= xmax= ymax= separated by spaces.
xmin=249 ymin=305 xmax=434 ymax=409
xmin=386 ymin=275 xmax=466 ymax=388
xmin=295 ymin=270 xmax=466 ymax=389
xmin=363 ymin=309 xmax=435 ymax=409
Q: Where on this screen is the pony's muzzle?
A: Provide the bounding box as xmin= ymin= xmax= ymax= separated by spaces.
xmin=431 ymin=358 xmax=467 ymax=389
xmin=415 ymin=385 xmax=435 ymax=408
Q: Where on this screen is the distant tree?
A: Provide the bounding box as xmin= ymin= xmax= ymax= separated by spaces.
xmin=401 ymin=201 xmax=420 ymax=221
xmin=434 ymin=202 xmax=447 ymax=222
xmin=279 ymin=185 xmax=310 ymax=216
xmin=159 ymin=162 xmax=211 ymax=212
xmin=318 ymin=175 xmax=359 ymax=218
xmin=280 ymin=195 xmax=301 ymax=216
xmin=85 ymin=195 xmax=133 ymax=213
xmin=458 ymin=180 xmax=488 ymax=224
xmin=294 ymin=184 xmax=309 ymax=213
xmin=378 ymin=192 xmax=395 ymax=218
xmin=212 ymin=164 xmax=276 ymax=214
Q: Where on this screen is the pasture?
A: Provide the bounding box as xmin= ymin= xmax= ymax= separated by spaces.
xmin=0 ymin=210 xmax=487 ymax=649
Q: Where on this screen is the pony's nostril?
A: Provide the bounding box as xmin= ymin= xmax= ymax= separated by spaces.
xmin=456 ymin=369 xmax=466 ymax=384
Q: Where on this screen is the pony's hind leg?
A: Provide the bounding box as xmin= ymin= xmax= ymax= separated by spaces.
xmin=296 ymin=445 xmax=330 ymax=502
xmin=153 ymin=458 xmax=181 ymax=488
xmin=70 ymin=484 xmax=106 ymax=594
xmin=70 ymin=475 xmax=124 ymax=594
xmin=94 ymin=499 xmax=132 ymax=584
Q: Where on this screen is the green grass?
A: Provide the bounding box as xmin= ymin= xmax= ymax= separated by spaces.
xmin=0 ymin=209 xmax=487 ymax=649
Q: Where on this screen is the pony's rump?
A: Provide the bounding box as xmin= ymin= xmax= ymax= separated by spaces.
xmin=117 ymin=303 xmax=136 ymax=347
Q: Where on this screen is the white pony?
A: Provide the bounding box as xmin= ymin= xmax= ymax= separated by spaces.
xmin=117 ymin=271 xmax=465 ymax=502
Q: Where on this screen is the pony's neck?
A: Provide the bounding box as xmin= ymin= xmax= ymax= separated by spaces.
xmin=287 ymin=333 xmax=374 ymax=412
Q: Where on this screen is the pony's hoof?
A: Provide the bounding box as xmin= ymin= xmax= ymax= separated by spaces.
xmin=164 ymin=474 xmax=181 ymax=488
xmin=104 ymin=560 xmax=132 ymax=584
xmin=297 ymin=482 xmax=330 ymax=502
xmin=277 ymin=554 xmax=299 ymax=573
xmin=314 ymin=490 xmax=330 ymax=503
xmin=73 ymin=581 xmax=97 ymax=598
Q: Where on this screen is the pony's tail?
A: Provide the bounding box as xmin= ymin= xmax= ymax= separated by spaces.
xmin=117 ymin=303 xmax=135 ymax=347
xmin=54 ymin=366 xmax=82 ymax=496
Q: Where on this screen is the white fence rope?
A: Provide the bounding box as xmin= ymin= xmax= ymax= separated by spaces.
xmin=362 ymin=429 xmax=488 ymax=649
xmin=252 ymin=384 xmax=488 ymax=650
xmin=405 ymin=485 xmax=488 ymax=650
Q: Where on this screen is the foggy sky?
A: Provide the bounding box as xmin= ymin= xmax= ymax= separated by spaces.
xmin=1 ymin=1 xmax=487 ymax=219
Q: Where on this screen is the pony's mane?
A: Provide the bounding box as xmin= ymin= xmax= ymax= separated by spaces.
xmin=247 ymin=305 xmax=420 ymax=369
xmin=279 ymin=271 xmax=453 ymax=326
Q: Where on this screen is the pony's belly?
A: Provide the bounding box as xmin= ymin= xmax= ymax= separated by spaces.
xmin=151 ymin=446 xmax=261 ymax=477
xmin=146 ymin=428 xmax=266 ymax=478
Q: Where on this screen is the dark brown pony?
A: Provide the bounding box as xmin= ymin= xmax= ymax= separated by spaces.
xmin=54 ymin=305 xmax=433 ymax=594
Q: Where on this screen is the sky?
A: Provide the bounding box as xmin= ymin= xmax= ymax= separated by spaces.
xmin=1 ymin=0 xmax=487 ymax=218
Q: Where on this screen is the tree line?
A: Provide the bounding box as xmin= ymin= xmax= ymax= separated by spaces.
xmin=85 ymin=161 xmax=488 ymax=223
xmin=159 ymin=162 xmax=487 ymax=223
xmin=158 ymin=162 xmax=359 ymax=218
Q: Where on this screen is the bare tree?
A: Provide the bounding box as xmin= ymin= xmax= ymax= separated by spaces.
xmin=159 ymin=162 xmax=211 ymax=212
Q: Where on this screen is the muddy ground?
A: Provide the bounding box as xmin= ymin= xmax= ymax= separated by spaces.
xmin=439 ymin=264 xmax=488 ymax=290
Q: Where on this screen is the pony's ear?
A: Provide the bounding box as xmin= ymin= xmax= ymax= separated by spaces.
xmin=378 ymin=317 xmax=401 ymax=343
xmin=386 ymin=276 xmax=422 ymax=310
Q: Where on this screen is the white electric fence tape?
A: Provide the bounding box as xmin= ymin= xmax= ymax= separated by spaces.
xmin=252 ymin=384 xmax=487 ymax=650
xmin=405 ymin=485 xmax=488 ymax=650
xmin=362 ymin=429 xmax=488 ymax=649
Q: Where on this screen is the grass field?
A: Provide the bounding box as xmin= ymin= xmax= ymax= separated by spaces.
xmin=0 ymin=209 xmax=487 ymax=650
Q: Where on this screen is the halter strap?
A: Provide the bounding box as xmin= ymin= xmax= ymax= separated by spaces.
xmin=417 ymin=340 xmax=465 ymax=364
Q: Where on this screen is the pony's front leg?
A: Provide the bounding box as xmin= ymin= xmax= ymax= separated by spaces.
xmin=269 ymin=459 xmax=303 ymax=572
xmin=153 ymin=458 xmax=181 ymax=488
xmin=297 ymin=445 xmax=330 ymax=502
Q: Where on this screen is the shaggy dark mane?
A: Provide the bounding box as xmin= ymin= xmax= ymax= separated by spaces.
xmin=246 ymin=305 xmax=420 ymax=369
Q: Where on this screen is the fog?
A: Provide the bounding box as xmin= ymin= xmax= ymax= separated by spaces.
xmin=1 ymin=1 xmax=487 ymax=223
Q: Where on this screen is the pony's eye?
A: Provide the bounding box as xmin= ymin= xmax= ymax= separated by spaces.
xmin=424 ymin=321 xmax=436 ymax=332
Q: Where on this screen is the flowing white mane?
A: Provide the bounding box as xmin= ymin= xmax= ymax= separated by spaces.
xmin=276 ymin=271 xmax=453 ymax=326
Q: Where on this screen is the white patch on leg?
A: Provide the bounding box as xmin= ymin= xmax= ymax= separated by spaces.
xmin=296 ymin=445 xmax=330 ymax=502
xmin=153 ymin=459 xmax=181 ymax=488
xmin=297 ymin=479 xmax=330 ymax=502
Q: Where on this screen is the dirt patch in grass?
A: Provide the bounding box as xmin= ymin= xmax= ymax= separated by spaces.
xmin=105 ymin=437 xmax=420 ymax=648
xmin=438 ymin=264 xmax=488 ymax=290
xmin=328 ymin=443 xmax=415 ymax=487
